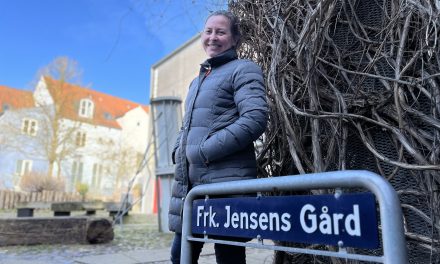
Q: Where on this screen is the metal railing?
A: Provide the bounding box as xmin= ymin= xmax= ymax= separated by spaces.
xmin=181 ymin=170 xmax=408 ymax=263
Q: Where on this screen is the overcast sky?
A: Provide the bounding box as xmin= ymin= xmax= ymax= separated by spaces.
xmin=0 ymin=0 xmax=227 ymax=105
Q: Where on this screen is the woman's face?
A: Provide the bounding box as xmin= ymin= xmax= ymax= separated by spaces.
xmin=202 ymin=15 xmax=236 ymax=58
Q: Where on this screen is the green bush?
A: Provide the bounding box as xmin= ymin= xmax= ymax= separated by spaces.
xmin=76 ymin=183 xmax=89 ymax=201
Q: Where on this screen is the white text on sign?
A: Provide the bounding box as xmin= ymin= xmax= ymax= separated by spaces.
xmin=196 ymin=204 xmax=361 ymax=236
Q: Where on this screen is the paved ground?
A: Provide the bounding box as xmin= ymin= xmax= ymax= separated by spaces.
xmin=71 ymin=241 xmax=274 ymax=264
xmin=1 ymin=241 xmax=274 ymax=264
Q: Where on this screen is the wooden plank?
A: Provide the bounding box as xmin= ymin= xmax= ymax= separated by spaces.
xmin=62 ymin=193 xmax=67 ymax=202
xmin=82 ymin=201 xmax=105 ymax=216
xmin=48 ymin=191 xmax=54 ymax=202
xmin=10 ymin=192 xmax=14 ymax=208
xmin=0 ymin=190 xmax=5 ymax=209
xmin=8 ymin=191 xmax=14 ymax=209
xmin=30 ymin=192 xmax=37 ymax=202
xmin=51 ymin=202 xmax=84 ymax=212
xmin=13 ymin=192 xmax=20 ymax=208
xmin=5 ymin=191 xmax=11 ymax=209
xmin=11 ymin=192 xmax=16 ymax=209
xmin=19 ymin=193 xmax=27 ymax=203
xmin=16 ymin=201 xmax=51 ymax=209
xmin=105 ymin=202 xmax=132 ymax=213
xmin=54 ymin=191 xmax=60 ymax=202
xmin=8 ymin=191 xmax=12 ymax=208
xmin=9 ymin=191 xmax=15 ymax=209
xmin=82 ymin=201 xmax=105 ymax=211
xmin=0 ymin=217 xmax=113 ymax=246
xmin=22 ymin=192 xmax=29 ymax=202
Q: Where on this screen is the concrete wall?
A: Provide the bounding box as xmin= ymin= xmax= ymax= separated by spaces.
xmin=150 ymin=35 xmax=206 ymax=105
xmin=117 ymin=106 xmax=155 ymax=213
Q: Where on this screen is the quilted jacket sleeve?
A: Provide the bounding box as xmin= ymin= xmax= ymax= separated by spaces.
xmin=171 ymin=127 xmax=183 ymax=164
xmin=201 ymin=60 xmax=268 ymax=163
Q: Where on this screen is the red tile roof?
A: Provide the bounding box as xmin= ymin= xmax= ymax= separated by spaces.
xmin=0 ymin=85 xmax=35 ymax=112
xmin=44 ymin=76 xmax=149 ymax=129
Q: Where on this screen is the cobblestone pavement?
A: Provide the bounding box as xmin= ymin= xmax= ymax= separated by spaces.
xmin=70 ymin=243 xmax=274 ymax=264
xmin=149 ymin=244 xmax=274 ymax=264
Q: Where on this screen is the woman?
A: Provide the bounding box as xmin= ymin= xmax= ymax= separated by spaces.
xmin=169 ymin=10 xmax=268 ymax=264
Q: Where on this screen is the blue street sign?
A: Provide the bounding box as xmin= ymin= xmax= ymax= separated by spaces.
xmin=192 ymin=193 xmax=379 ymax=249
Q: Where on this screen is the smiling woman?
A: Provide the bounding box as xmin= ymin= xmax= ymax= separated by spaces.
xmin=168 ymin=10 xmax=268 ymax=264
xmin=201 ymin=12 xmax=240 ymax=58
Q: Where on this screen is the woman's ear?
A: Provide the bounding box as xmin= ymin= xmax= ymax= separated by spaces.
xmin=233 ymin=38 xmax=239 ymax=48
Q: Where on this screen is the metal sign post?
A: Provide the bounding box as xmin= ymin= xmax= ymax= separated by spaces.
xmin=181 ymin=170 xmax=408 ymax=263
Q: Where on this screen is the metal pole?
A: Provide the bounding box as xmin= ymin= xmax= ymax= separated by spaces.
xmin=181 ymin=196 xmax=193 ymax=264
xmin=180 ymin=170 xmax=408 ymax=264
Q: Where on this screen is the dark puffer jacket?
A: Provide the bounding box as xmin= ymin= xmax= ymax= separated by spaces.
xmin=168 ymin=49 xmax=268 ymax=233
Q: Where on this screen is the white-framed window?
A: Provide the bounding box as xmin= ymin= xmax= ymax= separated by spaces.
xmin=72 ymin=161 xmax=83 ymax=184
xmin=16 ymin=160 xmax=33 ymax=176
xmin=21 ymin=118 xmax=38 ymax=136
xmin=78 ymin=99 xmax=94 ymax=118
xmin=75 ymin=131 xmax=87 ymax=147
xmin=92 ymin=163 xmax=103 ymax=188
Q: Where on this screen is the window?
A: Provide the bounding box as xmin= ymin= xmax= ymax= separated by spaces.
xmin=78 ymin=99 xmax=94 ymax=118
xmin=92 ymin=163 xmax=103 ymax=188
xmin=104 ymin=112 xmax=112 ymax=120
xmin=21 ymin=118 xmax=38 ymax=136
xmin=72 ymin=161 xmax=83 ymax=184
xmin=16 ymin=160 xmax=33 ymax=176
xmin=2 ymin=104 xmax=10 ymax=112
xmin=75 ymin=131 xmax=87 ymax=147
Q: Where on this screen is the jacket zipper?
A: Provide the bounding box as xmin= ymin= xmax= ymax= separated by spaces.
xmin=204 ymin=66 xmax=211 ymax=77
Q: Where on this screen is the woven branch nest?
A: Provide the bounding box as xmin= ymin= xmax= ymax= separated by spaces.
xmin=230 ymin=0 xmax=440 ymax=262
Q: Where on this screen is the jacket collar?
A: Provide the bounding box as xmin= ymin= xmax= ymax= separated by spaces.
xmin=201 ymin=48 xmax=238 ymax=69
